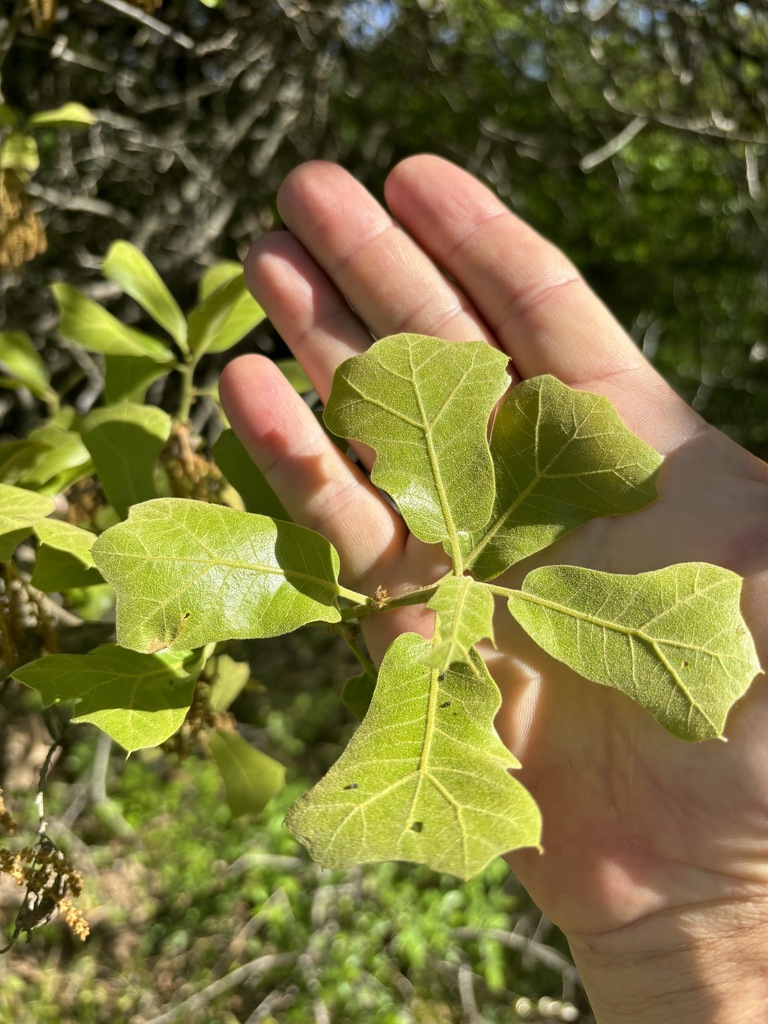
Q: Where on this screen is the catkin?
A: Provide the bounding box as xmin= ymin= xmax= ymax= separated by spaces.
xmin=0 ymin=170 xmax=47 ymax=270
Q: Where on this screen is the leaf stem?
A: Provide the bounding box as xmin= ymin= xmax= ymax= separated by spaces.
xmin=336 ymin=583 xmax=371 ymax=606
xmin=333 ymin=622 xmax=377 ymax=682
xmin=339 ymin=583 xmax=440 ymax=621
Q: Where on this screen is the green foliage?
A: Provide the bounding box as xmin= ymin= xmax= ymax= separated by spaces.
xmin=81 ymin=333 xmax=759 ymax=880
xmin=324 ymin=334 xmax=509 ymax=546
xmin=287 ymin=633 xmax=541 ymax=879
xmin=12 ymin=646 xmax=203 ymax=751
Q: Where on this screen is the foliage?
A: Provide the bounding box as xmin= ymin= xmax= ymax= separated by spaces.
xmin=74 ymin=332 xmax=758 ymax=881
xmin=0 ymin=0 xmax=766 ymax=1011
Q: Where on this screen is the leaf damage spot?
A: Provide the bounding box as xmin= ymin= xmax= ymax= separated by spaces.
xmin=409 ymin=821 xmax=424 ymax=833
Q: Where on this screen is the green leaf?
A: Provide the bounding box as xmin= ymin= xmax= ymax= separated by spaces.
xmin=102 ymin=241 xmax=188 ymax=350
xmin=198 ymin=260 xmax=242 ymax=301
xmin=31 ymin=519 xmax=102 ymax=591
xmin=422 ymin=576 xmax=495 ymax=675
xmin=286 ymin=632 xmax=541 ymax=880
xmin=81 ymin=402 xmax=172 ymax=517
xmin=52 ymin=284 xmax=175 ymax=363
xmin=12 ymin=645 xmax=200 ymax=752
xmin=324 ymin=334 xmax=509 ymax=545
xmin=0 ymin=483 xmax=55 ymax=560
xmin=103 ymin=354 xmax=172 ymax=404
xmin=341 ymin=671 xmax=377 ymax=721
xmin=276 ymin=358 xmax=313 ymax=394
xmin=212 ymin=428 xmax=289 ymax=519
xmin=0 ymin=439 xmax=51 ymax=483
xmin=208 ymin=728 xmax=285 ymax=817
xmin=91 ymin=498 xmax=342 ymax=653
xmin=0 ymin=133 xmax=38 ymax=172
xmin=27 ymin=103 xmax=96 ymax=130
xmin=16 ymin=426 xmax=93 ymax=495
xmin=506 ymin=563 xmax=762 ymax=740
xmin=461 ymin=376 xmax=663 ymax=579
xmin=209 ymin=654 xmax=251 ymax=713
xmin=187 ymin=274 xmax=266 ymax=357
xmin=0 ymin=331 xmax=54 ymax=403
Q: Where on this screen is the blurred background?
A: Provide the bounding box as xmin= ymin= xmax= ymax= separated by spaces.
xmin=0 ymin=1 xmax=766 ymax=1022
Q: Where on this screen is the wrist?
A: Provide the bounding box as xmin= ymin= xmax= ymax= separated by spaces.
xmin=567 ymin=897 xmax=768 ymax=1023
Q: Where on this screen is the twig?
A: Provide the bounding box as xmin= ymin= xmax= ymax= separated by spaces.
xmin=580 ymin=116 xmax=648 ymax=171
xmin=453 ymin=926 xmax=580 ymax=985
xmin=457 ymin=962 xmax=482 ymax=1024
xmin=95 ymin=0 xmax=194 ymax=50
xmin=143 ymin=953 xmax=296 ymax=1024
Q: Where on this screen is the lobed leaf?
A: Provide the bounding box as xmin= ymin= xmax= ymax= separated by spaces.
xmin=12 ymin=645 xmax=201 ymax=752
xmin=81 ymin=402 xmax=172 ymax=517
xmin=461 ymin=375 xmax=663 ymax=579
xmin=91 ymin=498 xmax=342 ymax=653
xmin=0 ymin=483 xmax=55 ymax=560
xmin=324 ymin=334 xmax=509 ymax=546
xmin=208 ymin=728 xmax=285 ymax=817
xmin=286 ymin=632 xmax=541 ymax=880
xmin=421 ymin=576 xmax=496 ymax=675
xmin=103 ymin=241 xmax=187 ymax=350
xmin=506 ymin=563 xmax=762 ymax=740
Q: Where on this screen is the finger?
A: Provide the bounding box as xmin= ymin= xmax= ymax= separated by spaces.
xmin=275 ymin=160 xmax=496 ymax=347
xmin=218 ymin=354 xmax=406 ymax=587
xmin=244 ymin=230 xmax=372 ymax=403
xmin=384 ymin=155 xmax=702 ymax=449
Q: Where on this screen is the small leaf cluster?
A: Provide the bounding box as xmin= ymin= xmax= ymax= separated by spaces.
xmin=1 ymin=241 xmax=287 ymax=832
xmin=76 ymin=331 xmax=760 ymax=880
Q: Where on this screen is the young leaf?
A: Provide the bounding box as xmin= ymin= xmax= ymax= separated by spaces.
xmin=26 ymin=103 xmax=95 ymax=130
xmin=102 ymin=241 xmax=187 ymax=350
xmin=0 ymin=483 xmax=55 ymax=560
xmin=198 ymin=260 xmax=242 ymax=301
xmin=31 ymin=519 xmax=102 ymax=591
xmin=286 ymin=632 xmax=541 ymax=880
xmin=0 ymin=439 xmax=51 ymax=483
xmin=421 ymin=576 xmax=496 ymax=675
xmin=187 ymin=274 xmax=266 ymax=357
xmin=461 ymin=375 xmax=663 ymax=579
xmin=81 ymin=402 xmax=172 ymax=517
xmin=52 ymin=284 xmax=175 ymax=363
xmin=0 ymin=331 xmax=55 ymax=404
xmin=324 ymin=334 xmax=509 ymax=546
xmin=0 ymin=133 xmax=38 ymax=172
xmin=211 ymin=428 xmax=289 ymax=519
xmin=91 ymin=498 xmax=343 ymax=653
xmin=208 ymin=728 xmax=285 ymax=817
xmin=275 ymin=358 xmax=313 ymax=395
xmin=16 ymin=426 xmax=93 ymax=495
xmin=506 ymin=563 xmax=762 ymax=740
xmin=208 ymin=654 xmax=251 ymax=713
xmin=12 ymin=645 xmax=201 ymax=752
xmin=103 ymin=354 xmax=172 ymax=404
xmin=27 ymin=103 xmax=96 ymax=130
xmin=341 ymin=671 xmax=377 ymax=721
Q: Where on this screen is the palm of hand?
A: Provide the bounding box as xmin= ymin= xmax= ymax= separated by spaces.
xmin=220 ymin=155 xmax=768 ymax=946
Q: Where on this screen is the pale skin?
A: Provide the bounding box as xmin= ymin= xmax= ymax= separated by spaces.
xmin=219 ymin=155 xmax=768 ymax=1022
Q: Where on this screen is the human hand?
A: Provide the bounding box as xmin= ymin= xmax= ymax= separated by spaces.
xmin=220 ymin=156 xmax=768 ymax=1021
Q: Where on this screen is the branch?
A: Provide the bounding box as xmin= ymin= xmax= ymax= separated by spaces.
xmin=143 ymin=953 xmax=296 ymax=1024
xmin=580 ymin=116 xmax=648 ymax=171
xmin=95 ymin=0 xmax=194 ymax=50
